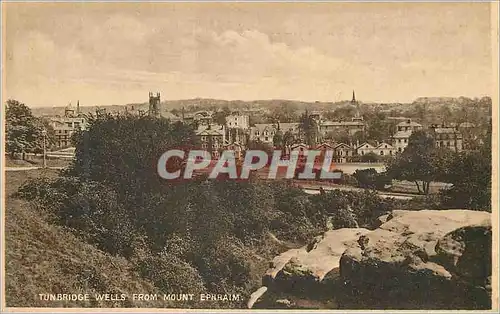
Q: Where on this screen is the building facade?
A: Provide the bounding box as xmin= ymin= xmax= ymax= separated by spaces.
xmin=195 ymin=124 xmax=226 ymax=159
xmin=392 ymin=119 xmax=423 ymax=152
xmin=430 ymin=125 xmax=463 ymax=152
xmin=50 ymin=102 xmax=87 ymax=148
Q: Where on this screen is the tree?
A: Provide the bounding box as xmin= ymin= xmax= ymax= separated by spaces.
xmin=331 ymin=130 xmax=350 ymax=144
xmin=213 ymin=106 xmax=231 ymax=125
xmin=386 ymin=130 xmax=450 ymax=194
xmin=299 ymin=110 xmax=318 ymax=146
xmin=440 ymin=123 xmax=492 ymax=211
xmin=268 ymin=103 xmax=298 ymax=123
xmin=332 ymin=106 xmax=356 ymax=120
xmin=5 ymin=99 xmax=47 ymax=157
xmin=273 ymin=129 xmax=283 ymax=148
xmin=352 ymin=130 xmax=366 ymax=145
xmin=67 ymin=114 xmax=196 ymax=195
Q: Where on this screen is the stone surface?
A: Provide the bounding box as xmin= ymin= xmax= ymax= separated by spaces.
xmin=253 ymin=209 xmax=492 ymax=310
xmin=339 ymin=209 xmax=491 ymax=309
xmin=247 ymin=286 xmax=267 ymax=309
xmin=253 ymin=228 xmax=370 ymax=308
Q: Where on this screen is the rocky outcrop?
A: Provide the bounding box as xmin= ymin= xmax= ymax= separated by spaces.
xmin=339 ymin=209 xmax=491 ymax=309
xmin=249 ymin=228 xmax=371 ymax=308
xmin=250 ymin=209 xmax=492 ymax=310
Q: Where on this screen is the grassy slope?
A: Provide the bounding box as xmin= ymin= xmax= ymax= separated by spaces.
xmin=4 ymin=170 xmax=168 ymax=308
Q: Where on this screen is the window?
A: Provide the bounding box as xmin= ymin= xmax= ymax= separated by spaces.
xmin=380 ymin=151 xmax=384 ymax=156
xmin=361 ymin=151 xmax=365 ymax=155
xmin=389 ymin=151 xmax=393 ymax=155
xmin=447 ymin=141 xmax=450 ymax=147
xmin=385 ymin=145 xmax=388 ymax=148
xmin=265 ymin=137 xmax=269 ymax=141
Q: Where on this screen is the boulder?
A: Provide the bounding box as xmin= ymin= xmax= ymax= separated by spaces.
xmin=338 ymin=209 xmax=491 ymax=309
xmin=247 ymin=286 xmax=267 ymax=309
xmin=261 ymin=228 xmax=371 ymax=299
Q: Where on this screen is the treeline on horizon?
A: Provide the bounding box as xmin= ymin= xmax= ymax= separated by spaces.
xmin=29 ymin=95 xmax=492 ymax=115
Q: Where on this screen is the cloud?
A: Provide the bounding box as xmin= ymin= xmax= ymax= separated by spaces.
xmin=207 ymin=29 xmax=344 ymax=81
xmin=4 ymin=4 xmax=493 ymax=106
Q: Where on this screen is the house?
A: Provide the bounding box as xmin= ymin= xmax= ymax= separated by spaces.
xmin=290 ymin=143 xmax=308 ymax=152
xmin=195 ymin=124 xmax=226 ymax=159
xmin=392 ymin=119 xmax=421 ymax=153
xmin=316 ymin=143 xmax=334 ymax=151
xmin=334 ymin=143 xmax=354 ymax=163
xmin=396 ymin=119 xmax=422 ymax=132
xmin=225 ymin=114 xmax=250 ymax=130
xmin=250 ymin=124 xmax=277 ymax=144
xmin=356 ymin=142 xmax=376 ymax=156
xmin=392 ymin=130 xmax=413 ymax=153
xmin=429 ymin=125 xmax=463 ymax=152
xmin=49 ymin=102 xmax=87 ymax=148
xmin=314 ymin=143 xmax=335 ymax=163
xmin=374 ymin=142 xmax=395 ymax=157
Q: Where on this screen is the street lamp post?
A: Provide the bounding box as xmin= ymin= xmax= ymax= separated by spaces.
xmin=42 ymin=129 xmax=47 ymax=169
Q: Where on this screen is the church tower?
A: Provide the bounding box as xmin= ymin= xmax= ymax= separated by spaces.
xmin=149 ymin=92 xmax=161 ymax=118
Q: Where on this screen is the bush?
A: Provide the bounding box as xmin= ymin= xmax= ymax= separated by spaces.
xmin=352 ymin=168 xmax=391 ymax=190
xmin=309 ymin=189 xmax=395 ymax=229
xmin=136 ymin=254 xmax=205 ymax=296
xmin=360 ymin=152 xmax=380 ymax=163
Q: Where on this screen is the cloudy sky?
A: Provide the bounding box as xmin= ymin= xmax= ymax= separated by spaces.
xmin=3 ymin=2 xmax=494 ymax=107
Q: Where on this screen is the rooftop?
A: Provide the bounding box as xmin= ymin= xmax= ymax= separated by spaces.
xmin=392 ymin=130 xmax=413 ymax=138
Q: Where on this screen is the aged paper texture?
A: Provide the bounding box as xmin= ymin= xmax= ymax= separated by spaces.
xmin=1 ymin=1 xmax=498 ymax=312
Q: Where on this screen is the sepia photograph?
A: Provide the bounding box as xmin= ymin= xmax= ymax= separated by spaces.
xmin=1 ymin=1 xmax=498 ymax=311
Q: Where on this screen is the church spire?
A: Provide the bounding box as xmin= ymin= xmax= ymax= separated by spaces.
xmin=351 ymin=90 xmax=363 ymax=121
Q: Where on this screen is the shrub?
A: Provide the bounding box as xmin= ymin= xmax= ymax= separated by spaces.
xmin=360 ymin=152 xmax=380 ymax=163
xmin=136 ymin=254 xmax=205 ymax=296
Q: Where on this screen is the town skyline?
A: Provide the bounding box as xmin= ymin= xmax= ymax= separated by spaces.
xmin=4 ymin=2 xmax=495 ymax=107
